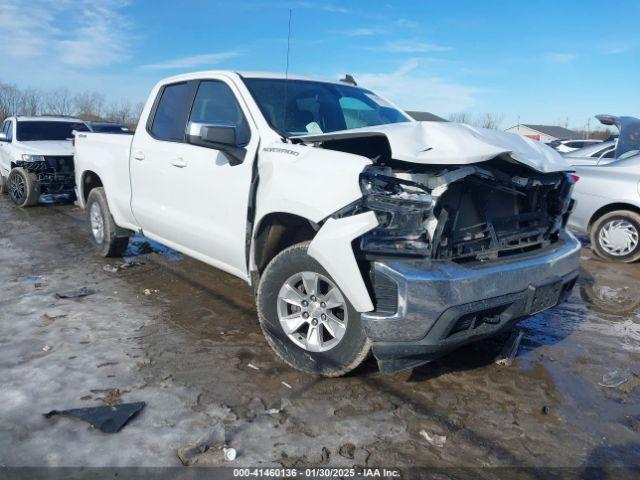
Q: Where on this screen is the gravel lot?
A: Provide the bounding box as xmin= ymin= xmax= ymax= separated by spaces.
xmin=1 ymin=196 xmax=639 ymax=475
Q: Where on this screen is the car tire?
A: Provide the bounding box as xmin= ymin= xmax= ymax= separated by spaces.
xmin=8 ymin=167 xmax=39 ymax=207
xmin=86 ymin=187 xmax=129 ymax=257
xmin=590 ymin=210 xmax=640 ymax=263
xmin=256 ymin=241 xmax=371 ymax=377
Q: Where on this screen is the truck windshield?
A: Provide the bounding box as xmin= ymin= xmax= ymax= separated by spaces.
xmin=16 ymin=121 xmax=89 ymax=141
xmin=243 ymin=78 xmax=410 ymax=137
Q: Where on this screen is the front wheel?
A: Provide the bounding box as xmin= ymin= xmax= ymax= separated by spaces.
xmin=256 ymin=242 xmax=371 ymax=376
xmin=8 ymin=167 xmax=39 ymax=207
xmin=590 ymin=210 xmax=640 ymax=263
xmin=86 ymin=187 xmax=129 ymax=257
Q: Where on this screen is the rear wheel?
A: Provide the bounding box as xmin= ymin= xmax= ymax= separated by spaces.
xmin=8 ymin=167 xmax=39 ymax=207
xmin=256 ymin=241 xmax=371 ymax=376
xmin=591 ymin=210 xmax=640 ymax=263
xmin=86 ymin=187 xmax=129 ymax=257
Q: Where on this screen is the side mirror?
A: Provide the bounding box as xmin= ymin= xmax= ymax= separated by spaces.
xmin=186 ymin=121 xmax=247 ymax=166
xmin=0 ymin=132 xmax=8 ymax=142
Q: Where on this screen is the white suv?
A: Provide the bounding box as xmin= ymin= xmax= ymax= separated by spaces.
xmin=0 ymin=116 xmax=89 ymax=206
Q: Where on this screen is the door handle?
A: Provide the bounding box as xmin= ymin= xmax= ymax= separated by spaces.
xmin=133 ymin=151 xmax=145 ymax=161
xmin=170 ymin=158 xmax=187 ymax=168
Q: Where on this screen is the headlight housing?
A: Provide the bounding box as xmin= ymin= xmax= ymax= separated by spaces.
xmin=359 ymin=167 xmax=433 ymax=257
xmin=21 ymin=154 xmax=45 ymax=162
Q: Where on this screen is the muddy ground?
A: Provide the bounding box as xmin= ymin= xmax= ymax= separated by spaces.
xmin=0 ymin=195 xmax=639 ymax=476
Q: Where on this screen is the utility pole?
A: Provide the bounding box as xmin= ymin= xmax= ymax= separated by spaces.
xmin=586 ymin=118 xmax=591 ymax=139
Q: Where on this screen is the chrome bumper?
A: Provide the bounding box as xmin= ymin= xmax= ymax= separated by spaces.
xmin=362 ymin=231 xmax=581 ymax=372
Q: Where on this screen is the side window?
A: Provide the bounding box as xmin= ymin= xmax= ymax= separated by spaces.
xmin=189 ymin=81 xmax=250 ymax=145
xmin=601 ymin=148 xmax=615 ymax=159
xmin=3 ymin=120 xmax=13 ymax=140
xmin=150 ymin=81 xmax=197 ymax=142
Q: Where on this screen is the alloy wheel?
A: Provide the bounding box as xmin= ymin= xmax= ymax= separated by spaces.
xmin=276 ymin=271 xmax=348 ymax=352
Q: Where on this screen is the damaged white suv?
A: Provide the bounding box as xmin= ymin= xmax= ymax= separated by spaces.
xmin=74 ymin=72 xmax=580 ymax=376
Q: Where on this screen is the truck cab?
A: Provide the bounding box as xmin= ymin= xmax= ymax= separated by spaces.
xmin=74 ymin=71 xmax=581 ymax=376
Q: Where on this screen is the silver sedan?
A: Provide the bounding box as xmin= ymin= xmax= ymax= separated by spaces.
xmin=568 ymin=115 xmax=640 ymax=262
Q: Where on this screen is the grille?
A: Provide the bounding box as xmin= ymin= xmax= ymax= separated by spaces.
xmin=44 ymin=155 xmax=74 ymax=173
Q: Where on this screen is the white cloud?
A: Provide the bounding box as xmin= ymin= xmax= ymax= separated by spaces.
xmin=0 ymin=0 xmax=133 ymax=68
xmin=351 ymin=59 xmax=478 ymax=113
xmin=546 ymin=52 xmax=576 ymax=64
xmin=382 ymin=40 xmax=452 ymax=53
xmin=292 ymin=1 xmax=349 ymax=13
xmin=141 ymin=52 xmax=240 ymax=70
xmin=395 ymin=19 xmax=419 ymax=29
xmin=339 ymin=28 xmax=379 ymax=37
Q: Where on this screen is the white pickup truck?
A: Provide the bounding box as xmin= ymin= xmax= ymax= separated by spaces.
xmin=74 ymin=71 xmax=580 ymax=376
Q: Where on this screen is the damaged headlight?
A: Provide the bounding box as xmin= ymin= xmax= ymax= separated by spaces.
xmin=359 ymin=167 xmax=433 ymax=256
xmin=21 ymin=154 xmax=45 ymax=162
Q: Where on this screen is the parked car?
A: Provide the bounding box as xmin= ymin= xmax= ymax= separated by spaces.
xmin=569 ymin=115 xmax=640 ymax=262
xmin=0 ymin=116 xmax=89 ymax=206
xmin=554 ymin=139 xmax=602 ymax=153
xmin=74 ymin=71 xmax=580 ymax=376
xmin=87 ymin=122 xmax=131 ymax=134
xmin=563 ymin=140 xmax=616 ymax=166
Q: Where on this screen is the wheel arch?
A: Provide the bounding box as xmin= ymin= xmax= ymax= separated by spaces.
xmin=252 ymin=212 xmax=318 ymax=276
xmin=588 ymin=202 xmax=640 ymax=232
xmin=80 ymin=170 xmax=104 ymax=205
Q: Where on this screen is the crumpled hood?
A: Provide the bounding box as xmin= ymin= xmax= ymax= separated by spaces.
xmin=295 ymin=121 xmax=572 ymax=173
xmin=15 ymin=140 xmax=74 ymax=157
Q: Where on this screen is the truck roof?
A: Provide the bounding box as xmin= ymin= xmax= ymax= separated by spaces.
xmin=13 ymin=115 xmax=85 ymax=123
xmin=158 ymin=70 xmax=351 ymax=87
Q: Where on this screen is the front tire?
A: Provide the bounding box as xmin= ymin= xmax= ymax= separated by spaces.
xmin=590 ymin=210 xmax=640 ymax=263
xmin=256 ymin=241 xmax=371 ymax=377
xmin=8 ymin=167 xmax=39 ymax=207
xmin=86 ymin=187 xmax=129 ymax=257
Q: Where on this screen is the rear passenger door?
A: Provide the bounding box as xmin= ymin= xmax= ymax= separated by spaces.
xmin=129 ymin=76 xmax=259 ymax=279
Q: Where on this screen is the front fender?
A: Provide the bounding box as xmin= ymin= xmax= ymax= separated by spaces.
xmin=254 ymin=142 xmax=377 ymax=311
xmin=308 ymin=212 xmax=379 ymax=312
xmin=254 ymin=142 xmax=371 ymax=224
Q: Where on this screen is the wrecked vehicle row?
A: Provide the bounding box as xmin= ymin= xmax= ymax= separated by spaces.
xmin=32 ymin=71 xmax=581 ymax=376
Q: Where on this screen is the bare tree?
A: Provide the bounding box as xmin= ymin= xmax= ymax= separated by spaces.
xmin=73 ymin=91 xmax=105 ymax=120
xmin=477 ymin=112 xmax=504 ymax=130
xmin=448 ymin=112 xmax=471 ymax=124
xmin=448 ymin=111 xmax=505 ymax=130
xmin=0 ymin=82 xmax=23 ymax=120
xmin=20 ymin=88 xmax=41 ymax=116
xmin=105 ymin=99 xmax=133 ymax=125
xmin=0 ymin=81 xmax=144 ymax=125
xmin=43 ymin=87 xmax=74 ymax=116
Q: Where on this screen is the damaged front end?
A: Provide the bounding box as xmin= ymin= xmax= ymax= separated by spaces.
xmin=324 ymin=157 xmax=580 ymax=372
xmin=16 ymin=156 xmax=76 ymax=196
xmin=355 ymin=159 xmax=575 ymax=264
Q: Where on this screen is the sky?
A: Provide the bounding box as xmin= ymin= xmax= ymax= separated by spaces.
xmin=0 ymin=0 xmax=638 ymax=129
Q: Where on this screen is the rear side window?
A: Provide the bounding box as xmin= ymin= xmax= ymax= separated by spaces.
xmin=189 ymin=81 xmax=251 ymax=145
xmin=150 ymin=81 xmax=197 ymax=141
xmin=2 ymin=120 xmax=11 ymax=140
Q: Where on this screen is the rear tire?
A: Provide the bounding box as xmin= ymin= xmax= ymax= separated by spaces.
xmin=590 ymin=210 xmax=640 ymax=263
xmin=86 ymin=187 xmax=129 ymax=257
xmin=8 ymin=167 xmax=39 ymax=207
xmin=256 ymin=241 xmax=371 ymax=377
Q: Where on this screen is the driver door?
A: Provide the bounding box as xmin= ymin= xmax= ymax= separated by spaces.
xmin=130 ymin=76 xmax=258 ymax=279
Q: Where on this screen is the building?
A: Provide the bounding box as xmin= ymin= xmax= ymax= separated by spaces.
xmin=406 ymin=111 xmax=448 ymax=122
xmin=504 ymin=124 xmax=580 ymax=143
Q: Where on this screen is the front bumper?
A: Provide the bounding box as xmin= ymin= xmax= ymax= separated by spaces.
xmin=362 ymin=231 xmax=581 ymax=372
